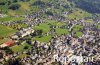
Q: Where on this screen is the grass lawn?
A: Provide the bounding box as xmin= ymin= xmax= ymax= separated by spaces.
xmin=8 ymin=9 xmax=27 ymax=15
xmin=33 ymin=20 xmax=83 ymax=41
xmin=72 ymin=25 xmax=83 ymax=37
xmin=0 ymin=4 xmax=8 ymax=13
xmin=10 ymin=42 xmax=32 ymax=53
xmin=11 ymin=24 xmax=28 ymax=29
xmin=0 ymin=25 xmax=17 ymax=37
xmin=67 ymin=8 xmax=92 ymax=20
xmin=0 ymin=25 xmax=17 ymax=44
xmin=75 ymin=32 xmax=83 ymax=37
xmin=56 ymin=28 xmax=69 ymax=35
xmin=33 ymin=35 xmax=52 ymax=42
xmin=85 ymin=19 xmax=94 ymax=22
xmin=33 ymin=20 xmax=67 ymax=34
xmin=10 ymin=45 xmax=24 ymax=52
xmin=47 ymin=20 xmax=66 ymax=27
xmin=33 ymin=23 xmax=50 ymax=33
xmin=19 ymin=2 xmax=30 ymax=10
xmin=97 ymin=24 xmax=100 ymax=29
xmin=17 ymin=24 xmax=28 ymax=28
xmin=33 ymin=20 xmax=58 ymax=33
xmin=16 ymin=54 xmax=28 ymax=58
xmin=0 ymin=38 xmax=10 ymax=44
xmin=73 ymin=25 xmax=83 ymax=31
xmin=0 ymin=15 xmax=24 ymax=22
xmin=33 ymin=21 xmax=69 ymax=42
xmin=33 ymin=20 xmax=70 ymax=42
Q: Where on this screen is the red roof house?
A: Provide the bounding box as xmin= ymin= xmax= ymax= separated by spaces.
xmin=5 ymin=40 xmax=15 ymax=46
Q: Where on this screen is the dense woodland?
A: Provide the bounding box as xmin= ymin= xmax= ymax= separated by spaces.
xmin=69 ymin=0 xmax=100 ymax=13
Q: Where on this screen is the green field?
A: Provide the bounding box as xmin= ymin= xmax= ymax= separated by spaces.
xmin=75 ymin=32 xmax=83 ymax=37
xmin=16 ymin=54 xmax=28 ymax=58
xmin=34 ymin=23 xmax=50 ymax=33
xmin=85 ymin=19 xmax=94 ymax=22
xmin=33 ymin=20 xmax=69 ymax=34
xmin=33 ymin=35 xmax=52 ymax=42
xmin=67 ymin=8 xmax=92 ymax=20
xmin=33 ymin=20 xmax=84 ymax=41
xmin=10 ymin=42 xmax=32 ymax=53
xmin=97 ymin=24 xmax=100 ymax=29
xmin=0 ymin=25 xmax=17 ymax=44
xmin=72 ymin=25 xmax=83 ymax=37
xmin=0 ymin=16 xmax=24 ymax=22
xmin=0 ymin=38 xmax=10 ymax=44
xmin=73 ymin=25 xmax=83 ymax=31
xmin=56 ymin=28 xmax=69 ymax=35
xmin=33 ymin=20 xmax=70 ymax=42
xmin=0 ymin=25 xmax=17 ymax=37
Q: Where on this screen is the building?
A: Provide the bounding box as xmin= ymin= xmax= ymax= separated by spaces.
xmin=11 ymin=28 xmax=34 ymax=39
xmin=0 ymin=40 xmax=15 ymax=48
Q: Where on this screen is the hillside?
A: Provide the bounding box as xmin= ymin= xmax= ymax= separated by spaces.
xmin=0 ymin=0 xmax=100 ymax=14
xmin=0 ymin=0 xmax=97 ymax=20
xmin=68 ymin=0 xmax=100 ymax=13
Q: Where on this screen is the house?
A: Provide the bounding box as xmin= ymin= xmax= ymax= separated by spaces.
xmin=0 ymin=40 xmax=15 ymax=48
xmin=12 ymin=28 xmax=34 ymax=38
xmin=11 ymin=35 xmax=19 ymax=40
xmin=5 ymin=40 xmax=15 ymax=46
xmin=0 ymin=44 xmax=7 ymax=48
xmin=0 ymin=14 xmax=7 ymax=18
xmin=20 ymin=28 xmax=34 ymax=37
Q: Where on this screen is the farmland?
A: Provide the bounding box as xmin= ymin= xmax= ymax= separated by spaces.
xmin=0 ymin=25 xmax=17 ymax=37
xmin=0 ymin=25 xmax=17 ymax=44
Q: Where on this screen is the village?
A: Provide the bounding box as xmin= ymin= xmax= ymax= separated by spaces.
xmin=0 ymin=12 xmax=100 ymax=65
xmin=0 ymin=0 xmax=100 ymax=65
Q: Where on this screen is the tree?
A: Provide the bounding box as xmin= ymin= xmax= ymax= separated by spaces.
xmin=0 ymin=0 xmax=7 ymax=5
xmin=13 ymin=0 xmax=18 ymax=2
xmin=35 ymin=30 xmax=43 ymax=37
xmin=8 ymin=1 xmax=11 ymax=5
xmin=0 ymin=53 xmax=3 ymax=59
xmin=45 ymin=11 xmax=53 ymax=16
xmin=4 ymin=58 xmax=23 ymax=65
xmin=31 ymin=0 xmax=45 ymax=6
xmin=4 ymin=47 xmax=13 ymax=54
xmin=24 ymin=46 xmax=29 ymax=49
xmin=20 ymin=0 xmax=30 ymax=2
xmin=69 ymin=0 xmax=100 ymax=13
xmin=9 ymin=3 xmax=21 ymax=10
xmin=0 ymin=2 xmax=6 ymax=5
